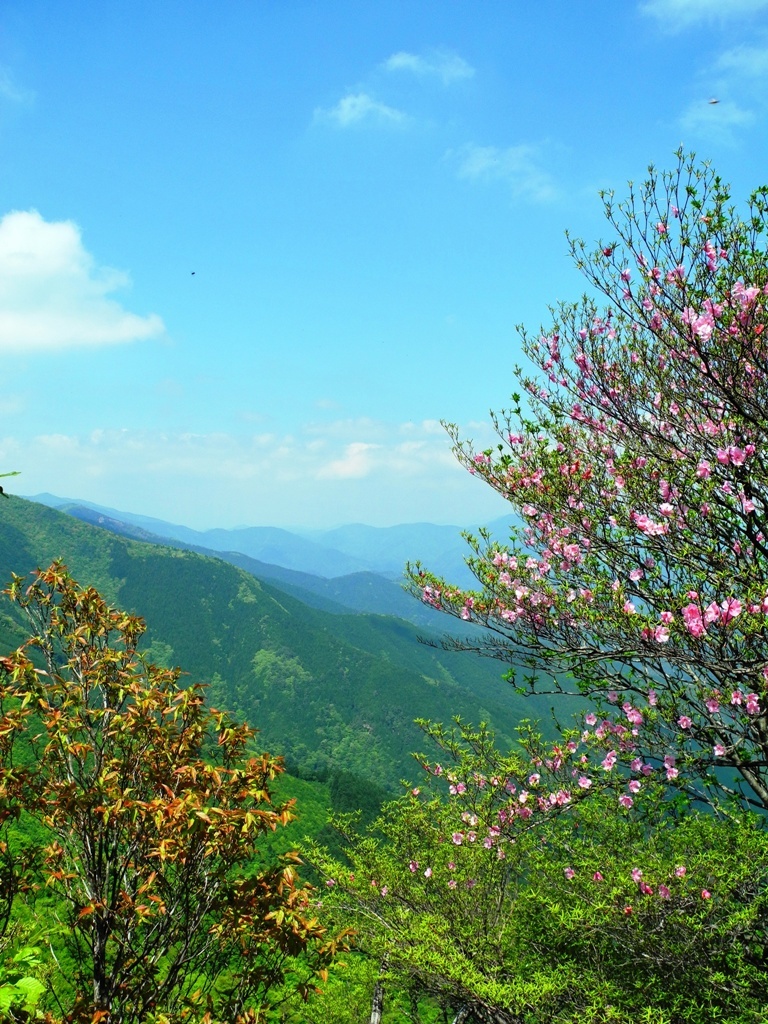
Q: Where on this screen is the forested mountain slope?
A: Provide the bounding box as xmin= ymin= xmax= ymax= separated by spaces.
xmin=0 ymin=497 xmax=565 ymax=789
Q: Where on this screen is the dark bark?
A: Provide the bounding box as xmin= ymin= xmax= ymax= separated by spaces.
xmin=369 ymin=977 xmax=384 ymax=1024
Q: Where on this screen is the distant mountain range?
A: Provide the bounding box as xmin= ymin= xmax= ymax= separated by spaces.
xmin=2 ymin=496 xmax=564 ymax=791
xmin=27 ymin=493 xmax=518 ymax=628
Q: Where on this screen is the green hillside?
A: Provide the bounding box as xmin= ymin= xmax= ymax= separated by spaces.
xmin=0 ymin=498 xmax=565 ymax=790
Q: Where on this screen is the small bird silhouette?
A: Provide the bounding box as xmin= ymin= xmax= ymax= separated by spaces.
xmin=708 ymin=98 xmax=720 ymax=105
xmin=191 ymin=271 xmax=196 ymax=275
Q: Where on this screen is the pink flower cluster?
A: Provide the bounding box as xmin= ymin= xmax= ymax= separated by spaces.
xmin=681 ymin=597 xmax=743 ymax=637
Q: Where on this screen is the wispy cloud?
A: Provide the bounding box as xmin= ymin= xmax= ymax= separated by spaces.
xmin=0 ymin=66 xmax=33 ymax=104
xmin=716 ymin=40 xmax=768 ymax=78
xmin=640 ymin=0 xmax=768 ymax=30
xmin=0 ymin=210 xmax=164 ymax=352
xmin=8 ymin=418 xmax=505 ymax=528
xmin=680 ymin=97 xmax=755 ymax=142
xmin=317 ymin=441 xmax=381 ymax=479
xmin=451 ymin=143 xmax=558 ymax=203
xmin=679 ymin=37 xmax=768 ymax=141
xmin=383 ymin=50 xmax=475 ymax=85
xmin=314 ymin=92 xmax=407 ymax=128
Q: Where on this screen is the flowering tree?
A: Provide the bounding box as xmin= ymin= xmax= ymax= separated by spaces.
xmin=409 ymin=153 xmax=768 ymax=813
xmin=0 ymin=562 xmax=342 ymax=1023
xmin=307 ymin=723 xmax=768 ymax=1024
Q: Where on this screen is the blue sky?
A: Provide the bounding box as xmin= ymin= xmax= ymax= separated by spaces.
xmin=1 ymin=0 xmax=768 ymax=529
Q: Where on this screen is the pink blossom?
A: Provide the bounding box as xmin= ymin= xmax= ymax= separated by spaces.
xmin=631 ymin=868 xmax=643 ymax=882
xmin=564 ymin=867 xmax=575 ymax=879
xmin=675 ymin=865 xmax=686 ymax=877
xmin=720 ymin=598 xmax=742 ymax=624
xmin=678 ymin=715 xmax=692 ymax=729
xmin=696 ymin=460 xmax=711 ymax=479
xmin=628 ymin=780 xmax=641 ymax=794
xmin=619 ymin=794 xmax=634 ymax=808
xmin=745 ymin=693 xmax=761 ymax=715
xmin=730 ymin=446 xmax=747 ymax=466
xmin=658 ymin=884 xmax=671 ymax=899
xmin=704 ymin=602 xmax=721 ymax=625
xmin=654 ymin=625 xmax=671 ymax=643
xmin=451 ymin=833 xmax=463 ymax=845
xmin=647 ymin=689 xmax=658 ymax=706
xmin=701 ymin=889 xmax=711 ymax=899
xmin=585 ymin=712 xmax=597 ymax=726
xmin=714 ymin=743 xmax=726 ymax=757
xmin=578 ymin=775 xmax=593 ymax=789
xmin=593 ymin=871 xmax=604 ymax=881
xmin=448 ymin=879 xmax=457 ymax=889
xmin=629 ymin=568 xmax=644 ymax=582
xmin=705 ymin=698 xmax=720 ymax=714
xmin=424 ymin=867 xmax=432 ymax=878
xmin=682 ymin=603 xmax=706 ymax=637
xmin=633 ymin=512 xmax=668 ymax=536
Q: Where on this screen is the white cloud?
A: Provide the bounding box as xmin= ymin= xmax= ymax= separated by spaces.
xmin=383 ymin=50 xmax=475 ymax=85
xmin=0 ymin=210 xmax=164 ymax=352
xmin=317 ymin=441 xmax=381 ymax=479
xmin=677 ymin=38 xmax=768 ymax=141
xmin=680 ymin=97 xmax=755 ymax=139
xmin=452 ymin=143 xmax=558 ymax=203
xmin=640 ymin=0 xmax=768 ymax=30
xmin=315 ymin=92 xmax=407 ymax=127
xmin=9 ymin=418 xmax=507 ymax=528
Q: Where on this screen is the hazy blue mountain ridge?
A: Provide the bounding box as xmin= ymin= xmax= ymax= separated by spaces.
xmin=28 ymin=493 xmax=517 ymax=586
xmin=1 ymin=497 xmax=565 ymax=790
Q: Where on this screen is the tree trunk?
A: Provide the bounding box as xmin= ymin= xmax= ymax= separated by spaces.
xmin=452 ymin=1007 xmax=472 ymax=1024
xmin=369 ymin=977 xmax=384 ymax=1024
xmin=92 ymin=912 xmax=111 ymax=1016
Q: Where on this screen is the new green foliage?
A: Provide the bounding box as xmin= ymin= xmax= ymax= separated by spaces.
xmin=0 ymin=496 xmax=557 ymax=790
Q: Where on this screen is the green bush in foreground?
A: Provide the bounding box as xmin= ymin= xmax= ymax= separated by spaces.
xmin=0 ymin=562 xmax=345 ymax=1023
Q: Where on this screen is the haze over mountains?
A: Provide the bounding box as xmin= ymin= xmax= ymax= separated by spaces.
xmin=28 ymin=493 xmax=517 ymax=627
xmin=2 ymin=495 xmax=561 ymax=791
xmin=30 ymin=492 xmax=514 ymax=581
